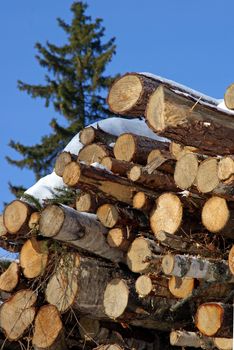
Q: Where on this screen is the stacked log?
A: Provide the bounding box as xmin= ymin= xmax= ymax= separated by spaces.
xmin=1 ymin=72 xmax=234 ymax=349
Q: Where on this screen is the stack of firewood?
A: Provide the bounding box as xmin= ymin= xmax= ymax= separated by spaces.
xmin=0 ymin=72 xmax=234 ymax=350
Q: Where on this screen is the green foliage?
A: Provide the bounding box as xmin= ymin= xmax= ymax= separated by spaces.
xmin=20 ymin=193 xmax=43 ymax=211
xmin=44 ymin=187 xmax=78 ymax=207
xmin=7 ymin=1 xmax=117 ymax=192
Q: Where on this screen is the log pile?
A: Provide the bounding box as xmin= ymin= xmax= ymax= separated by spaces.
xmin=0 ymin=72 xmax=234 ymax=349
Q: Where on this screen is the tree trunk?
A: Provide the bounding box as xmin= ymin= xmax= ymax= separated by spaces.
xmin=3 ymin=200 xmax=35 ymax=235
xmin=145 ymin=84 xmax=234 ymax=156
xmin=78 ymin=143 xmax=113 ymax=165
xmin=162 ymin=254 xmax=234 ymax=283
xmin=97 ymin=204 xmax=148 ymax=229
xmin=126 ymin=236 xmax=163 ymax=273
xmin=32 ymin=305 xmax=67 ymax=350
xmin=54 ymin=151 xmax=77 ymax=177
xmin=107 ymin=227 xmax=135 ymax=252
xmin=0 ymin=289 xmax=37 ymax=341
xmin=79 ymin=126 xmax=117 ymax=146
xmin=20 ymin=238 xmax=49 ymax=279
xmin=113 ymin=133 xmax=169 ymax=164
xmin=0 ymin=261 xmax=19 ymax=292
xmin=39 ymin=204 xmax=124 ymax=263
xmin=101 ymin=156 xmax=134 ymax=177
xmin=195 ymin=303 xmax=233 ymax=338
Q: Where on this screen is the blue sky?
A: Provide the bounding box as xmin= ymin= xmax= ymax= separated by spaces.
xmin=1 ymin=0 xmax=234 ymax=214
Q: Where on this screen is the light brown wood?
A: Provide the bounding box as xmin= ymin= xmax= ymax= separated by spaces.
xmin=101 ymin=156 xmax=133 ymax=177
xmin=135 ymin=275 xmax=173 ymax=298
xmin=168 ymin=276 xmax=194 ymax=299
xmin=54 ymin=151 xmax=77 ymax=177
xmin=78 ymin=143 xmax=113 ymax=165
xmin=196 ymin=158 xmax=219 ymax=193
xmin=127 ymin=237 xmax=162 ymax=273
xmin=170 ymin=142 xmax=198 ymax=160
xmin=79 ymin=126 xmax=117 ymax=146
xmin=150 ymin=193 xmax=183 ymax=235
xmin=0 ymin=214 xmax=7 ymax=237
xmin=28 ymin=211 xmax=40 ymax=230
xmin=174 ymin=153 xmax=199 ymax=189
xmin=94 ymin=345 xmax=124 ymax=350
xmin=218 ymin=156 xmax=234 ymax=181
xmin=107 ymin=227 xmax=135 ymax=251
xmin=195 ymin=303 xmax=233 ymax=337
xmin=3 ymin=200 xmax=34 ymax=235
xmin=40 ymin=204 xmax=123 ymax=263
xmin=132 ymin=192 xmax=154 ymax=212
xmin=224 ymin=83 xmax=234 ymax=109
xmin=113 ymin=133 xmax=169 ymax=164
xmin=0 ymin=289 xmax=37 ymax=340
xmin=76 ymin=192 xmax=107 ymax=213
xmin=228 ymin=245 xmax=234 ymax=275
xmin=146 ymin=150 xmax=175 ymax=174
xmin=32 ymin=305 xmax=67 ymax=350
xmin=0 ymin=262 xmax=19 ymax=292
xmin=20 ymin=238 xmax=48 ymax=279
xmin=202 ymin=196 xmax=234 ymax=237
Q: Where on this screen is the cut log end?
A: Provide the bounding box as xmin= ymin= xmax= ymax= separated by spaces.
xmin=174 ymin=153 xmax=199 ymax=189
xmin=76 ymin=192 xmax=94 ymax=212
xmin=78 ymin=143 xmax=111 ymax=165
xmin=127 ymin=237 xmax=152 ymax=273
xmin=0 ymin=215 xmax=7 ymax=237
xmin=145 ymin=85 xmax=165 ymax=131
xmin=168 ymin=276 xmax=194 ymax=299
xmin=107 ymin=228 xmax=133 ymax=251
xmin=3 ymin=200 xmax=32 ymax=234
xmin=228 ymin=245 xmax=234 ymax=275
xmin=195 ymin=303 xmax=223 ymax=336
xmin=107 ymin=74 xmax=142 ymax=114
xmin=224 ymin=83 xmax=234 ymax=110
xmin=162 ymin=254 xmax=175 ymax=275
xmin=114 ymin=133 xmax=136 ymax=162
xmin=104 ymin=278 xmax=129 ymax=319
xmin=128 ymin=165 xmax=142 ymax=182
xmin=28 ymin=211 xmax=40 ymax=230
xmin=54 ymin=152 xmax=75 ymax=177
xmin=132 ymin=192 xmax=152 ymax=211
xmin=80 ymin=126 xmax=96 ymax=145
xmin=39 ymin=205 xmax=65 ymax=237
xmin=218 ymin=157 xmax=234 ymax=181
xmin=202 ymin=196 xmax=229 ymax=233
xmin=197 ymin=158 xmax=219 ymax=193
xmin=0 ymin=262 xmax=19 ymax=292
xmin=150 ymin=193 xmax=183 ymax=235
xmin=97 ymin=204 xmax=119 ymax=228
xmin=135 ymin=275 xmax=153 ymax=297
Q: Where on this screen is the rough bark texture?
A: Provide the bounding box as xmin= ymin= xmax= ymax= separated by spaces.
xmin=39 ymin=204 xmax=124 ymax=263
xmin=78 ymin=143 xmax=113 ymax=165
xmin=79 ymin=126 xmax=117 ymax=146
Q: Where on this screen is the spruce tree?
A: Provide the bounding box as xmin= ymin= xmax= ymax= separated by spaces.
xmin=7 ymin=1 xmax=117 ymax=194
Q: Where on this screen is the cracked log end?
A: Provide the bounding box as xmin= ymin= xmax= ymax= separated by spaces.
xmin=174 ymin=153 xmax=199 ymax=189
xmin=63 ymin=161 xmax=81 ymax=187
xmin=78 ymin=143 xmax=111 ymax=165
xmin=114 ymin=133 xmax=137 ymax=162
xmin=97 ymin=204 xmax=119 ymax=228
xmin=202 ymin=196 xmax=229 ymax=233
xmin=39 ymin=205 xmax=65 ymax=237
xmin=104 ymin=278 xmax=129 ymax=319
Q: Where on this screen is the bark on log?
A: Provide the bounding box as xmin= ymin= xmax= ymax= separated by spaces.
xmin=113 ymin=133 xmax=169 ymax=164
xmin=146 ymin=84 xmax=234 ymax=155
xmin=218 ymin=156 xmax=234 ymax=181
xmin=135 ymin=275 xmax=173 ymax=298
xmin=76 ymin=192 xmax=108 ymax=213
xmin=0 ymin=289 xmax=37 ymax=341
xmin=195 ymin=303 xmax=233 ymax=338
xmin=162 ymin=254 xmax=234 ymax=283
xmin=80 ymin=126 xmax=117 ymax=146
xmin=126 ymin=237 xmax=163 ymax=273
xmin=132 ymin=192 xmax=154 ymax=212
xmin=20 ymin=238 xmax=49 ymax=279
xmin=101 ymin=156 xmax=134 ymax=177
xmin=78 ymin=143 xmax=113 ymax=165
xmin=224 ymin=83 xmax=234 ymax=109
xmin=107 ymin=227 xmax=135 ymax=252
xmin=174 ymin=153 xmax=199 ymax=190
xmin=3 ymin=200 xmax=35 ymax=235
xmin=201 ymin=196 xmax=234 ymax=237
xmin=97 ymin=204 xmax=148 ymax=229
xmin=155 ymin=231 xmax=217 ymax=258
xmin=54 ymin=151 xmax=77 ymax=177
xmin=170 ymin=330 xmax=232 ymax=349
xmin=150 ymin=193 xmax=183 ymax=235
xmin=63 ymin=161 xmax=161 ymax=205
xmin=32 ymin=305 xmax=67 ymax=350
xmin=0 ymin=261 xmax=19 ymax=292
xmin=39 ymin=204 xmax=124 ymax=263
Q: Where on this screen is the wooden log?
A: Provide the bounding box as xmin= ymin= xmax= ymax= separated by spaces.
xmin=0 ymin=214 xmax=7 ymax=237
xmin=113 ymin=133 xmax=169 ymax=164
xmin=76 ymin=192 xmax=107 ymax=213
xmin=168 ymin=276 xmax=194 ymax=299
xmin=107 ymin=227 xmax=135 ymax=252
xmin=97 ymin=204 xmax=148 ymax=229
xmin=39 ymin=204 xmax=124 ymax=263
xmin=3 ymin=200 xmax=35 ymax=235
xmin=170 ymin=142 xmax=198 ymax=160
xmin=54 ymin=151 xmax=77 ymax=177
xmin=174 ymin=153 xmax=199 ymax=190
xmin=196 ymin=158 xmax=219 ymax=193
xmin=135 ymin=275 xmax=173 ymax=298
xmin=162 ymin=254 xmax=234 ymax=283
xmin=228 ymin=245 xmax=234 ymax=275
xmin=145 ymin=84 xmax=234 ymax=156
xmin=0 ymin=289 xmax=37 ymax=341
xmin=218 ymin=156 xmax=234 ymax=181
xmin=201 ymin=196 xmax=234 ymax=237
xmin=170 ymin=330 xmax=233 ymax=349
xmin=46 ymin=253 xmax=121 ymax=317
xmin=127 ymin=237 xmax=163 ymax=273
xmin=155 ymin=231 xmax=217 ymax=258
xmin=80 ymin=126 xmax=117 ymax=146
xmin=224 ymin=83 xmax=234 ymax=109
xmin=93 ymin=345 xmax=124 ymax=350
xmin=128 ymin=165 xmax=177 ymax=192
xmin=0 ymin=261 xmax=19 ymax=292
xmin=146 ymin=150 xmax=175 ymax=175
xmin=28 ymin=211 xmax=40 ymax=230
xmin=32 ymin=305 xmax=67 ymax=350
xmin=132 ymin=192 xmax=154 ymax=212
xmin=78 ymin=143 xmax=113 ymax=165
xmin=20 ymin=238 xmax=49 ymax=279
xmin=195 ymin=303 xmax=233 ymax=338
xmin=101 ymin=156 xmax=133 ymax=177
xmin=63 ymin=161 xmax=161 ymax=205
xmin=150 ymin=193 xmax=183 ymax=235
